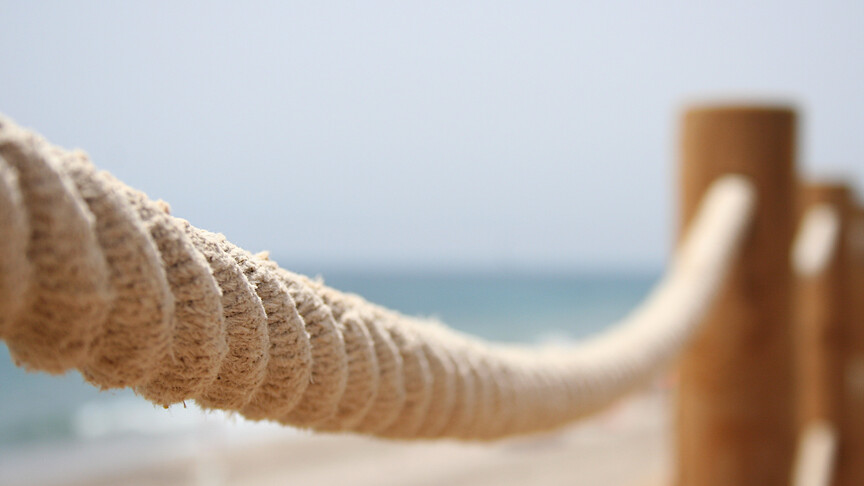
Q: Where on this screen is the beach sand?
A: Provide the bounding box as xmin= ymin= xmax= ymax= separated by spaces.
xmin=2 ymin=389 xmax=672 ymax=486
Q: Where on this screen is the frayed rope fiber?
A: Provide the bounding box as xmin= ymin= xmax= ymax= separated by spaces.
xmin=0 ymin=115 xmax=754 ymax=440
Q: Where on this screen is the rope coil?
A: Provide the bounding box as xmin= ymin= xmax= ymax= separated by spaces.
xmin=0 ymin=115 xmax=755 ymax=440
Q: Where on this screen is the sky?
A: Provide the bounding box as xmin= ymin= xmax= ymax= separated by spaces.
xmin=1 ymin=1 xmax=863 ymax=273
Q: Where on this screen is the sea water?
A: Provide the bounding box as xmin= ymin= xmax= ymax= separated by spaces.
xmin=0 ymin=270 xmax=657 ymax=451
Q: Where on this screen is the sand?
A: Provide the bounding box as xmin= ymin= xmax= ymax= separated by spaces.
xmin=1 ymin=389 xmax=672 ymax=486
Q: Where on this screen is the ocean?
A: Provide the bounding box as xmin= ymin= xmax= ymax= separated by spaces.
xmin=0 ymin=270 xmax=658 ymax=453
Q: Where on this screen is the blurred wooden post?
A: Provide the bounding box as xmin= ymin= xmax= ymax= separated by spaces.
xmin=794 ymin=183 xmax=851 ymax=486
xmin=836 ymin=204 xmax=864 ymax=486
xmin=795 ymin=184 xmax=850 ymax=426
xmin=675 ymin=106 xmax=797 ymax=486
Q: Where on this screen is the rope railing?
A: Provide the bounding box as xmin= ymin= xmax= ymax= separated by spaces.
xmin=792 ymin=421 xmax=838 ymax=486
xmin=0 ymin=114 xmax=754 ymax=440
xmin=793 ymin=204 xmax=841 ymax=277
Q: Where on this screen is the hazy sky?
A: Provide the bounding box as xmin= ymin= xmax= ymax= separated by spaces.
xmin=2 ymin=1 xmax=862 ymax=272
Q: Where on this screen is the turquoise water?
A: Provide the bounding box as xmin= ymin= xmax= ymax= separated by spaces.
xmin=0 ymin=270 xmax=657 ymax=449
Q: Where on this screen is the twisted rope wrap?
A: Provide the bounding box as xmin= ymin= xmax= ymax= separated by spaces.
xmin=188 ymin=230 xmax=269 ymax=411
xmin=0 ymin=154 xmax=30 ymax=340
xmin=59 ymin=152 xmax=175 ymax=389
xmin=0 ymin=115 xmax=754 ymax=440
xmin=0 ymin=129 xmax=112 ymax=373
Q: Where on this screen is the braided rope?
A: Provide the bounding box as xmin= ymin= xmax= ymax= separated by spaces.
xmin=0 ymin=115 xmax=754 ymax=440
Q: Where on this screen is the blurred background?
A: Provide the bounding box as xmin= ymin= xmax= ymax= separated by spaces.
xmin=1 ymin=1 xmax=862 ymax=485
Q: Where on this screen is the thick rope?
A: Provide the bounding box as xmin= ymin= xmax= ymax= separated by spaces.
xmin=792 ymin=421 xmax=837 ymax=486
xmin=793 ymin=204 xmax=841 ymax=277
xmin=0 ymin=115 xmax=755 ymax=440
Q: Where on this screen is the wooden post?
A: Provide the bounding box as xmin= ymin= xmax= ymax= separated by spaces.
xmin=836 ymin=204 xmax=864 ymax=486
xmin=795 ymin=183 xmax=850 ymax=428
xmin=675 ymin=106 xmax=797 ymax=486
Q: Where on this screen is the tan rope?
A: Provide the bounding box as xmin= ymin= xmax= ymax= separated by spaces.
xmin=0 ymin=125 xmax=112 ymax=373
xmin=187 ymin=229 xmax=270 ymax=411
xmin=792 ymin=421 xmax=837 ymax=486
xmin=59 ymin=151 xmax=175 ymax=389
xmin=793 ymin=204 xmax=841 ymax=277
xmin=0 ymin=153 xmax=31 ymax=341
xmin=0 ymin=115 xmax=755 ymax=440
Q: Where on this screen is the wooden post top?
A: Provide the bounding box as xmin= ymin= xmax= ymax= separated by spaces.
xmin=684 ymin=104 xmax=797 ymax=116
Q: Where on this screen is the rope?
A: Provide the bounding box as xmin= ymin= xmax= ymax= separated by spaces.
xmin=792 ymin=421 xmax=837 ymax=486
xmin=0 ymin=115 xmax=755 ymax=440
xmin=793 ymin=204 xmax=841 ymax=277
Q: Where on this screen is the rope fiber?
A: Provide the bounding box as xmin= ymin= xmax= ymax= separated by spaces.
xmin=0 ymin=115 xmax=755 ymax=440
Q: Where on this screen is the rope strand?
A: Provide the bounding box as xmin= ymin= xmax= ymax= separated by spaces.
xmin=0 ymin=115 xmax=754 ymax=440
